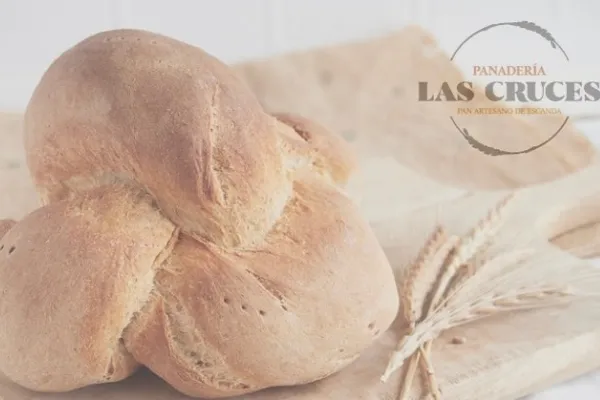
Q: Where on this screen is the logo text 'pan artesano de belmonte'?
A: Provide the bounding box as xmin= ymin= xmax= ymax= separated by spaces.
xmin=418 ymin=21 xmax=599 ymax=156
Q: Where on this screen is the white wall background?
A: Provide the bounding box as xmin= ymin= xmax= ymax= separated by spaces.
xmin=1 ymin=0 xmax=600 ymax=112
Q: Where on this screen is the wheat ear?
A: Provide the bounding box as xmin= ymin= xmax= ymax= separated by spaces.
xmin=442 ymin=237 xmax=492 ymax=300
xmin=429 ymin=193 xmax=516 ymax=311
xmin=413 ymin=235 xmax=460 ymax=320
xmin=400 ymin=225 xmax=447 ymax=324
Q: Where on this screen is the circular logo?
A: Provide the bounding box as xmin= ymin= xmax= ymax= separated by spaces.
xmin=418 ymin=21 xmax=596 ymax=156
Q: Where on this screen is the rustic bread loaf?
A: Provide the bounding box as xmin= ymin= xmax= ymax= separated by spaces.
xmin=0 ymin=29 xmax=399 ymax=398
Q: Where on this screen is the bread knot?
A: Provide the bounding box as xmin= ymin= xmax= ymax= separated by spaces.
xmin=0 ymin=29 xmax=399 ymax=398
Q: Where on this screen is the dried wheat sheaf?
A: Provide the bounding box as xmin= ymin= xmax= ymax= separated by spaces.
xmin=381 ymin=192 xmax=600 ymax=399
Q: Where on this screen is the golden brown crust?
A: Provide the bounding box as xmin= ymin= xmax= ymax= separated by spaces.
xmin=0 ymin=219 xmax=15 ymax=239
xmin=3 ymin=28 xmax=400 ymax=397
xmin=0 ymin=185 xmax=175 ymax=391
xmin=124 ymin=176 xmax=398 ymax=397
xmin=273 ymin=113 xmax=358 ymax=185
xmin=24 ymin=29 xmax=297 ymax=249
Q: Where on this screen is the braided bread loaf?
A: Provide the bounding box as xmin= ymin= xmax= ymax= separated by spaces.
xmin=0 ymin=29 xmax=399 ymax=398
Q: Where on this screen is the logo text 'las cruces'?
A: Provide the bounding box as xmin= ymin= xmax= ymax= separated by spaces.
xmin=419 ymin=21 xmax=598 ymax=156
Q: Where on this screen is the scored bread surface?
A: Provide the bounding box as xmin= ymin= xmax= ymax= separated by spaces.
xmin=0 ymin=29 xmax=399 ymax=397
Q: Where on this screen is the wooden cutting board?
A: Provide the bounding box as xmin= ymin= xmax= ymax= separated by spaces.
xmin=1 ymin=26 xmax=600 ymax=400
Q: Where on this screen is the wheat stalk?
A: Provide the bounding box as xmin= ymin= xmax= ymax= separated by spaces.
xmin=382 ymin=248 xmax=528 ymax=381
xmin=384 ymin=247 xmax=600 ymax=382
xmin=384 ymin=281 xmax=579 ymax=373
xmin=394 ymin=227 xmax=461 ymax=399
xmin=418 ymin=345 xmax=440 ymax=398
xmin=381 ymin=192 xmax=600 ymax=399
xmin=397 ymin=352 xmax=420 ymax=400
xmin=395 ymin=226 xmax=452 ymax=400
xmin=397 ymin=194 xmax=516 ymax=397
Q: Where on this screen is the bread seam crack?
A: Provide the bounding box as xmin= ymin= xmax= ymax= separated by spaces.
xmin=245 ymin=269 xmax=289 ymax=310
xmin=155 ymin=287 xmax=255 ymax=392
xmin=195 ymin=84 xmax=225 ymax=206
xmin=116 ymin=225 xmax=180 ymax=362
